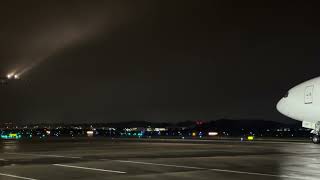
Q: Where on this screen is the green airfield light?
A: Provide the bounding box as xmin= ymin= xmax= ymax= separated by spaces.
xmin=1 ymin=133 xmax=22 ymax=139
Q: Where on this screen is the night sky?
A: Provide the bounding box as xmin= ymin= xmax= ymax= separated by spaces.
xmin=1 ymin=0 xmax=320 ymax=124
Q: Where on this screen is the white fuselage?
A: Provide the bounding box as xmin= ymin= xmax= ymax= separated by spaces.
xmin=277 ymin=77 xmax=320 ymax=130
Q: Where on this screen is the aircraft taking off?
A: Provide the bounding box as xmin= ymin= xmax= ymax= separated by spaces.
xmin=277 ymin=76 xmax=320 ymax=144
xmin=0 ymin=73 xmax=20 ymax=85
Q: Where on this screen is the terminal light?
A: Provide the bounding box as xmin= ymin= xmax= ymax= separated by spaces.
xmin=208 ymin=132 xmax=218 ymax=136
xmin=86 ymin=130 xmax=94 ymax=136
xmin=247 ymin=136 xmax=254 ymax=141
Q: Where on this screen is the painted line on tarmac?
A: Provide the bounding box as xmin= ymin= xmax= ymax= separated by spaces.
xmin=116 ymin=160 xmax=204 ymax=170
xmin=119 ymin=138 xmax=312 ymax=145
xmin=114 ymin=160 xmax=310 ymax=180
xmin=5 ymin=152 xmax=81 ymax=159
xmin=0 ymin=173 xmax=38 ymax=180
xmin=53 ymin=164 xmax=127 ymax=174
xmin=245 ymin=141 xmax=311 ymax=145
xmin=206 ymin=168 xmax=311 ymax=180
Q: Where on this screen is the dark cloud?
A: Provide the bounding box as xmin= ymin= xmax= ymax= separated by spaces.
xmin=1 ymin=0 xmax=320 ymax=124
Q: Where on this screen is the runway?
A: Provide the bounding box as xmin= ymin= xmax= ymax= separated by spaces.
xmin=0 ymin=138 xmax=319 ymax=180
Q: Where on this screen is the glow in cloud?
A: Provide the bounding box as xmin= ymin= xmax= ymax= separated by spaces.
xmin=6 ymin=2 xmax=135 ymax=77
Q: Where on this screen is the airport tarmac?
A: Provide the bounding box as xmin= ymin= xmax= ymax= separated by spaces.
xmin=0 ymin=138 xmax=320 ymax=180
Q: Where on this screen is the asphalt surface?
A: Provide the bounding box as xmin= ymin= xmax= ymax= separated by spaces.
xmin=0 ymin=138 xmax=320 ymax=180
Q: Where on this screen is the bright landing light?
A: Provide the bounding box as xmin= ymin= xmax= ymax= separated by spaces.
xmin=7 ymin=73 xmax=14 ymax=79
xmin=6 ymin=73 xmax=20 ymax=79
xmin=14 ymin=74 xmax=20 ymax=79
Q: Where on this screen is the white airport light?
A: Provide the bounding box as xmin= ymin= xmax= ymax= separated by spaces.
xmin=208 ymin=132 xmax=218 ymax=136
